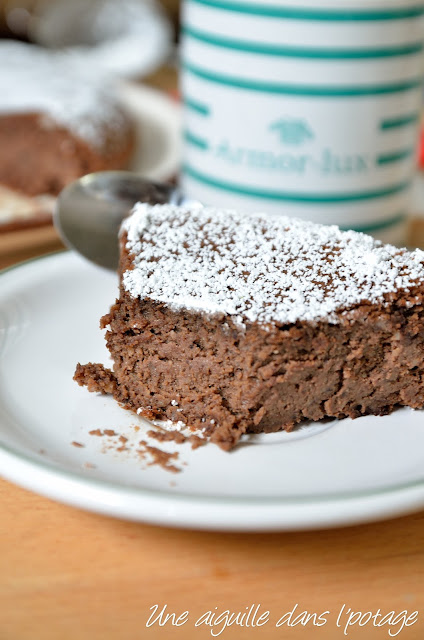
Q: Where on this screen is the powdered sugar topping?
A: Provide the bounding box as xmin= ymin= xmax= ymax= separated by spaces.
xmin=122 ymin=204 xmax=424 ymax=325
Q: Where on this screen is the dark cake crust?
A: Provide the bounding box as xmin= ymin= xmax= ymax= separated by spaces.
xmin=74 ymin=238 xmax=424 ymax=450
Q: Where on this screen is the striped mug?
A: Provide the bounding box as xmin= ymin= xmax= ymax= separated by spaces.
xmin=181 ymin=0 xmax=424 ymax=243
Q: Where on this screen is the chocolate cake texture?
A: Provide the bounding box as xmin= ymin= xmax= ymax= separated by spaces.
xmin=74 ymin=204 xmax=424 ymax=450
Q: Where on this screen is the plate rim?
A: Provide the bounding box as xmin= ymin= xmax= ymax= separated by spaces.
xmin=1 ymin=251 xmax=424 ymax=531
xmin=1 ymin=437 xmax=424 ymax=531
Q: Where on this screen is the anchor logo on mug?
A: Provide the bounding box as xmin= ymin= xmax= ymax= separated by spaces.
xmin=269 ymin=118 xmax=314 ymax=145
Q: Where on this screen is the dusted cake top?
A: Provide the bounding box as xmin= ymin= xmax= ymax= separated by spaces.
xmin=0 ymin=42 xmax=127 ymax=147
xmin=122 ymin=203 xmax=424 ymax=325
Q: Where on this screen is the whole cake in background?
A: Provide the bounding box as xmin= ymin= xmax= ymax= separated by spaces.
xmin=0 ymin=41 xmax=134 ymax=228
xmin=75 ymin=204 xmax=424 ymax=451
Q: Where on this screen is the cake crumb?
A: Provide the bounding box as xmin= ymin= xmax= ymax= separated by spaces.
xmin=188 ymin=434 xmax=207 ymax=450
xmin=144 ymin=444 xmax=180 ymax=474
xmin=74 ymin=363 xmax=117 ymax=394
xmin=147 ymin=428 xmax=207 ymax=450
xmin=89 ymin=429 xmax=103 ymax=437
xmin=147 ymin=428 xmax=186 ymax=444
xmin=85 ymin=420 xmax=205 ymax=473
xmin=71 ymin=441 xmax=85 ymax=448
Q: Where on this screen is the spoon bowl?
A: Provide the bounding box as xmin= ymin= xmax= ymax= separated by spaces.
xmin=54 ymin=171 xmax=187 ymax=270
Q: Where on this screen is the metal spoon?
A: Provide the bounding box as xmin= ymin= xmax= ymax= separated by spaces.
xmin=54 ymin=171 xmax=190 ymax=270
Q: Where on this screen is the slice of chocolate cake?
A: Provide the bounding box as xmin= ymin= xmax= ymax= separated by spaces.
xmin=74 ymin=204 xmax=424 ymax=450
xmin=0 ymin=42 xmax=134 ymax=201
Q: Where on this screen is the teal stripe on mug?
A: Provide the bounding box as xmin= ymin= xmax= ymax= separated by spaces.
xmin=339 ymin=212 xmax=405 ymax=233
xmin=183 ymin=95 xmax=211 ymax=116
xmin=184 ymin=25 xmax=424 ymax=59
xmin=377 ymin=148 xmax=415 ymax=165
xmin=184 ymin=130 xmax=209 ymax=150
xmin=188 ymin=0 xmax=424 ymax=20
xmin=184 ymin=163 xmax=410 ymax=202
xmin=380 ymin=114 xmax=419 ymax=129
xmin=183 ymin=61 xmax=423 ymax=96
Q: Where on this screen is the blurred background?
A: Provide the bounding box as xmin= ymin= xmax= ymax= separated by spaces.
xmin=0 ymin=0 xmax=181 ymax=95
xmin=0 ymin=0 xmax=180 ymax=61
xmin=0 ymin=0 xmax=181 ymax=267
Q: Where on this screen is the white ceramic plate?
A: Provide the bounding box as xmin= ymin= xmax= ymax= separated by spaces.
xmin=1 ymin=252 xmax=424 ymax=531
xmin=119 ymin=82 xmax=181 ymax=182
